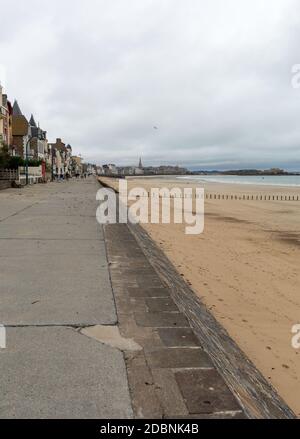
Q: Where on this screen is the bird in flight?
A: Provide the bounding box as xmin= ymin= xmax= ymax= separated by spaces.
xmin=153 ymin=126 xmax=158 ymax=130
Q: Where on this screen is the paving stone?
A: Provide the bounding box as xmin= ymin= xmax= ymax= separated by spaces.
xmin=104 ymin=224 xmax=133 ymax=240
xmin=158 ymin=328 xmax=201 ymax=347
xmin=124 ymin=269 xmax=158 ymax=277
xmin=151 ymin=369 xmax=188 ymax=417
xmin=128 ymin=287 xmax=170 ymax=298
xmin=114 ymin=262 xmax=153 ymax=270
xmin=125 ymin=351 xmax=162 ymax=419
xmin=126 ymin=257 xmax=148 ymax=263
xmin=136 ymin=281 xmax=164 ymax=289
xmin=136 ymin=276 xmax=164 ymax=288
xmin=146 ymin=298 xmax=179 ymax=313
xmin=175 ymin=369 xmax=241 ymax=414
xmin=129 ymin=298 xmax=149 ymax=313
xmin=145 ymin=348 xmax=213 ymax=369
xmin=135 ymin=312 xmax=189 ymax=328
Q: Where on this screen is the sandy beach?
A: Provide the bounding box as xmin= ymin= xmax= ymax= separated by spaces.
xmin=99 ymin=176 xmax=300 ymax=416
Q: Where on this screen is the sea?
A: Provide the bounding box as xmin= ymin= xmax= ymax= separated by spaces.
xmin=177 ymin=175 xmax=300 ymax=187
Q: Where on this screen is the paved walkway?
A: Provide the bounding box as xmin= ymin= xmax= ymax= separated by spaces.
xmin=0 ymin=179 xmax=132 ymax=418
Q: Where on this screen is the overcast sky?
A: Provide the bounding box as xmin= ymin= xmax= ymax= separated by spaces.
xmin=1 ymin=0 xmax=300 ymax=170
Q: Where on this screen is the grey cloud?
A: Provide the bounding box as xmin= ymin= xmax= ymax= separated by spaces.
xmin=1 ymin=0 xmax=300 ymax=169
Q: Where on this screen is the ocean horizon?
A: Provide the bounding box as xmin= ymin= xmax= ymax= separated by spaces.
xmin=177 ymin=174 xmax=300 ymax=187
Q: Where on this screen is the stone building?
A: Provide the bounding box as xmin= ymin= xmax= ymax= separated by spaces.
xmin=11 ymin=100 xmax=30 ymax=157
xmin=29 ymin=115 xmax=47 ymax=160
xmin=70 ymin=155 xmax=83 ymax=176
xmin=0 ymin=85 xmax=12 ymax=148
xmin=48 ymin=138 xmax=72 ymax=177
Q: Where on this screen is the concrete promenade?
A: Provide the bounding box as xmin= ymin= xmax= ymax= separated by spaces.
xmin=0 ymin=179 xmax=132 ymax=418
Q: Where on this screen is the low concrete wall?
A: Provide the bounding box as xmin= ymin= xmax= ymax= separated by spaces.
xmin=18 ymin=165 xmax=43 ymax=185
xmin=18 ymin=165 xmax=42 ymax=177
xmin=19 ymin=176 xmax=44 ymax=185
xmin=0 ymin=180 xmax=11 ymax=191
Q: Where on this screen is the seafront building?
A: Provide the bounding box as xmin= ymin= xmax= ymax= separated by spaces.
xmin=11 ymin=100 xmax=30 ymax=157
xmin=1 ymin=82 xmax=103 ymax=185
xmin=0 ymin=85 xmax=12 ymax=147
xmin=70 ymin=155 xmax=83 ymax=176
xmin=29 ymin=115 xmax=48 ymax=160
xmin=0 ymin=83 xmax=82 ymax=182
xmin=96 ymin=165 xmax=103 ymax=175
xmin=48 ymin=138 xmax=66 ymax=177
xmin=47 ymin=139 xmax=74 ymax=178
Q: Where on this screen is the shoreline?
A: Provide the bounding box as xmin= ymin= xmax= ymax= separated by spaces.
xmin=126 ymin=174 xmax=300 ymax=189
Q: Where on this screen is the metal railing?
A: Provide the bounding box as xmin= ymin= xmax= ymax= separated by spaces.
xmin=0 ymin=169 xmax=19 ymax=181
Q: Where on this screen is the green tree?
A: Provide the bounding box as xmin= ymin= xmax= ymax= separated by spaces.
xmin=0 ymin=143 xmax=10 ymax=169
xmin=0 ymin=143 xmax=42 ymax=169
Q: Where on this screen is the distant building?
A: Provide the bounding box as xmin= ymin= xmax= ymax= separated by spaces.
xmin=71 ymin=155 xmax=83 ymax=175
xmin=87 ymin=164 xmax=96 ymax=175
xmin=48 ymin=139 xmax=63 ymax=177
xmin=267 ymin=168 xmax=285 ymax=175
xmin=48 ymin=138 xmax=73 ymax=177
xmin=102 ymin=165 xmax=109 ymax=175
xmin=118 ymin=166 xmax=135 ymax=176
xmin=143 ymin=165 xmax=188 ymax=175
xmin=96 ymin=165 xmax=103 ymax=175
xmin=117 ymin=158 xmax=145 ymax=176
xmin=102 ymin=164 xmax=118 ymax=175
xmin=48 ymin=138 xmax=66 ymax=152
xmin=109 ymin=164 xmax=118 ymax=175
xmin=29 ymin=115 xmax=47 ymax=160
xmin=102 ymin=159 xmax=188 ymax=177
xmin=134 ymin=167 xmax=144 ymax=175
xmin=81 ymin=163 xmax=97 ymax=175
xmin=65 ymin=145 xmax=73 ymax=174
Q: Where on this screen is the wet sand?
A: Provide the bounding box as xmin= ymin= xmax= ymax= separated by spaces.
xmin=99 ymin=176 xmax=300 ymax=416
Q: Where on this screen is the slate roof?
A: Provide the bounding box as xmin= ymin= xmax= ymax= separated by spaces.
xmin=12 ymin=100 xmax=23 ymax=116
xmin=29 ymin=114 xmax=37 ymax=127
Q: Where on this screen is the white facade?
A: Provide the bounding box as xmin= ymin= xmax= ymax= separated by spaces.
xmin=134 ymin=167 xmax=144 ymax=175
xmin=108 ymin=164 xmax=118 ymax=174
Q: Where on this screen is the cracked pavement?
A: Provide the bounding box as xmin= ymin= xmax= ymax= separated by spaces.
xmin=0 ymin=179 xmax=132 ymax=419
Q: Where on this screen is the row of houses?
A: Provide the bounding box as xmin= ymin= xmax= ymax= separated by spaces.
xmin=99 ymin=158 xmax=145 ymax=176
xmin=0 ymin=84 xmax=84 ymax=179
xmin=100 ymin=159 xmax=188 ymax=176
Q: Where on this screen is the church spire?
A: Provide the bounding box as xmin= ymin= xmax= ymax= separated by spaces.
xmin=139 ymin=157 xmax=143 ymax=169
